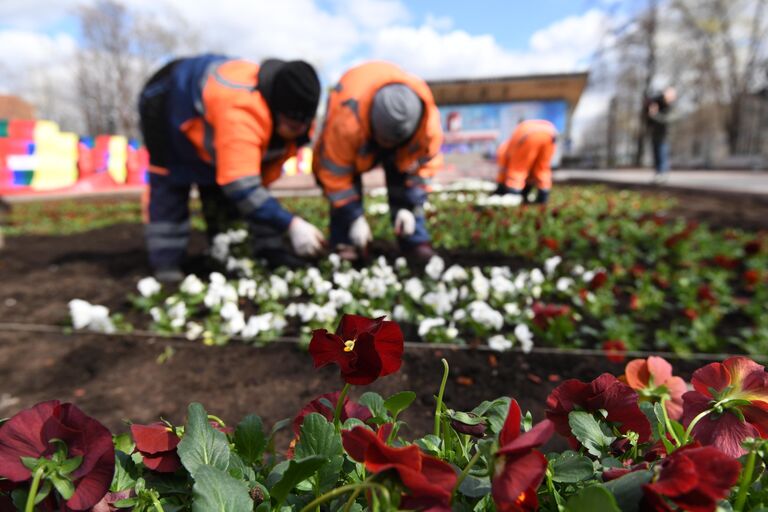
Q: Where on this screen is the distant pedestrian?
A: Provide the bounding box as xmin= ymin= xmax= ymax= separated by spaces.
xmin=646 ymin=87 xmax=677 ymax=183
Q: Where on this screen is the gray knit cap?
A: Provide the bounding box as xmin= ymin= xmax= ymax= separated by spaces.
xmin=370 ymin=84 xmax=423 ymax=148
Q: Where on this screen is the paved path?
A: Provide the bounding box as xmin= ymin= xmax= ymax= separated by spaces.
xmin=556 ymin=168 xmax=768 ymax=196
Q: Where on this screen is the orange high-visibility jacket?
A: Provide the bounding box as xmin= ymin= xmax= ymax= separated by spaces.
xmin=313 ymin=61 xmax=444 ymax=208
xmin=497 ymin=119 xmax=558 ymax=190
xmin=180 ymin=59 xmax=298 ymax=188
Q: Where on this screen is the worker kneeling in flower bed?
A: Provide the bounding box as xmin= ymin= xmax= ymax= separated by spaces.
xmin=139 ymin=54 xmax=325 ymax=282
xmin=313 ymin=61 xmax=443 ymax=263
xmin=494 ymin=119 xmax=558 ymax=204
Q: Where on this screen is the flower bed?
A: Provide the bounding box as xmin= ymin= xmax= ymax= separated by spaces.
xmin=3 ymin=315 xmax=768 ymax=511
xmin=67 ymin=183 xmax=768 ymax=355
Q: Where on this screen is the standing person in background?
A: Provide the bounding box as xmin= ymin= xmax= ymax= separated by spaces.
xmin=646 ymin=86 xmax=677 ymax=184
xmin=138 ymin=54 xmax=325 ymax=282
xmin=313 ymin=61 xmax=443 ymax=263
xmin=494 ymin=119 xmax=558 ymax=204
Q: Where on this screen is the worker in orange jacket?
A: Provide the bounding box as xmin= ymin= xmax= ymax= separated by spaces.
xmin=495 ymin=119 xmax=558 ymax=204
xmin=313 ymin=61 xmax=443 ymax=262
xmin=138 ymin=54 xmax=324 ymax=281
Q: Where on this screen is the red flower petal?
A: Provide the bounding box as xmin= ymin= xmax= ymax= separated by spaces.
xmin=308 ymin=330 xmax=353 ymax=372
xmin=372 ymin=321 xmax=404 ymax=377
xmin=342 ymin=426 xmax=378 ymax=462
xmin=337 ymin=314 xmax=381 ymax=340
xmin=691 ymin=362 xmax=731 ymax=397
xmin=0 ymin=400 xmax=60 ymax=481
xmin=498 ymin=420 xmax=554 ymax=457
xmin=499 ymin=400 xmax=522 ymax=447
xmin=625 ymin=359 xmax=650 ymax=390
xmin=683 ymin=390 xmax=758 ymax=457
xmin=131 ymin=423 xmax=180 ymax=454
xmin=341 ymin=332 xmax=383 ymax=385
xmin=141 ymin=451 xmax=182 ymax=473
xmin=492 ymin=450 xmax=548 ymax=509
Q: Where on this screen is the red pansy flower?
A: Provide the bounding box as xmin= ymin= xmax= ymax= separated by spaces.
xmin=309 ymin=314 xmax=404 ymax=385
xmin=546 ymin=374 xmax=651 ymax=446
xmin=642 ymin=445 xmax=740 ymax=512
xmin=492 ymin=400 xmax=554 ymax=511
xmin=624 ymin=356 xmax=687 ymax=421
xmin=292 ymin=391 xmax=372 ymax=435
xmin=540 ymin=237 xmax=559 ymax=251
xmin=589 ymin=270 xmax=608 ymax=290
xmin=744 ymin=269 xmax=761 ymax=287
xmin=531 ymin=302 xmax=571 ymax=330
xmin=342 ymin=425 xmax=457 ymax=510
xmin=682 ymin=356 xmax=768 ymax=457
xmin=696 ymin=285 xmax=717 ymax=306
xmin=130 ymin=422 xmax=182 ymax=473
xmin=602 ymin=340 xmax=627 ymax=363
xmin=0 ymin=400 xmax=115 ymax=511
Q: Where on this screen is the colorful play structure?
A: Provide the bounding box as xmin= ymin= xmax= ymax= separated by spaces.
xmin=0 ymin=119 xmax=314 ymax=197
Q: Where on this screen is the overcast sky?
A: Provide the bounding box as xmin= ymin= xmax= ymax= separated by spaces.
xmin=0 ymin=0 xmax=634 ymax=139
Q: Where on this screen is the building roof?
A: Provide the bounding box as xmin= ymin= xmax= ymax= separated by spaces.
xmin=0 ymin=95 xmax=35 ymax=119
xmin=427 ymin=72 xmax=589 ymax=109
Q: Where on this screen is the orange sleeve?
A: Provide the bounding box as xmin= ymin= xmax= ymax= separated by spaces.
xmin=211 ymin=102 xmax=270 ymax=186
xmin=313 ymin=111 xmax=363 ymax=207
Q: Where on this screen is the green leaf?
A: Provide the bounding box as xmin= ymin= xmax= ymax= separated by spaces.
xmin=448 ymin=411 xmax=486 ymax=426
xmin=295 ymin=413 xmax=343 ymax=459
xmin=550 ymin=451 xmax=595 ymax=483
xmin=177 ymin=403 xmax=231 ymax=474
xmin=58 ymin=455 xmax=83 ymax=475
xmin=603 ymin=470 xmax=653 ymax=512
xmin=472 ymin=397 xmax=511 ymax=434
xmin=458 ymin=474 xmax=491 ymax=498
xmin=191 ymin=465 xmax=253 ymax=512
xmin=384 ymin=391 xmax=416 ymax=418
xmin=21 ymin=456 xmax=41 ymax=470
xmin=359 ymin=392 xmax=387 ymax=419
xmin=566 ymin=485 xmax=620 ymax=512
xmin=113 ymin=433 xmax=135 ymax=455
xmin=568 ymin=411 xmax=616 ymax=457
xmin=50 ymin=473 xmax=75 ymax=500
xmin=268 ymin=456 xmax=326 ymax=506
xmin=234 ymin=414 xmax=267 ymax=466
xmin=111 ymin=451 xmax=138 ymax=492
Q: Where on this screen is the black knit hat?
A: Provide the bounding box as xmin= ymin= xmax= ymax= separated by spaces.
xmin=270 ymin=60 xmax=321 ymax=122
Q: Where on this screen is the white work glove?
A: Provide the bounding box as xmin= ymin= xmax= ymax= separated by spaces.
xmin=394 ymin=209 xmax=416 ymax=237
xmin=349 ymin=215 xmax=373 ymax=249
xmin=288 ymin=217 xmax=325 ymax=257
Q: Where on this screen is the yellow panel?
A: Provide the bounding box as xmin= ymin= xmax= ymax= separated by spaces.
xmin=107 ymin=136 xmax=128 ymax=183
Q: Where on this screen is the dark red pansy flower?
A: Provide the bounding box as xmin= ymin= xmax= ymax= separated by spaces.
xmin=531 ymin=302 xmax=571 ymax=330
xmin=492 ymin=400 xmax=554 ymax=512
xmin=744 ymin=269 xmax=761 ymax=287
xmin=712 ymin=255 xmax=738 ymax=269
xmin=629 ymin=294 xmax=640 ymax=311
xmin=642 ymin=445 xmax=740 ymax=512
xmin=682 ymin=356 xmax=768 ymax=457
xmin=546 ymin=373 xmax=651 ymax=446
xmin=540 ymin=237 xmax=559 ymax=251
xmin=589 ymin=270 xmax=608 ymax=290
xmin=602 ymin=340 xmax=627 ymax=363
xmin=292 ymin=391 xmax=372 ymax=435
xmin=683 ymin=308 xmax=698 ymax=321
xmin=697 ymin=285 xmax=717 ymax=306
xmin=130 ymin=422 xmax=182 ymax=473
xmin=342 ymin=425 xmax=457 ymax=510
xmin=309 ymin=314 xmax=404 ymax=385
xmin=744 ymin=239 xmax=762 ymax=255
xmin=0 ymin=400 xmax=114 ymax=511
xmin=624 ymin=356 xmax=687 ymax=421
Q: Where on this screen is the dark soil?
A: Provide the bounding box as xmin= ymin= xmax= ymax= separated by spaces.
xmin=1 ymin=185 xmax=767 ymax=439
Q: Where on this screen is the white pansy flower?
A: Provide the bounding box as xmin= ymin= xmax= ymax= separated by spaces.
xmin=333 ymin=271 xmax=354 ymax=289
xmin=328 ymin=253 xmax=341 ymax=269
xmin=242 ymin=313 xmax=274 ymax=339
xmin=467 ymin=300 xmax=504 ymax=330
xmin=219 ymin=302 xmax=241 ymax=320
xmin=504 ymin=303 xmax=521 ymax=317
xmin=443 ymin=265 xmax=469 ymax=282
xmin=514 ymin=324 xmax=534 ymax=353
xmin=425 ymin=256 xmax=445 ymax=280
xmin=556 ymin=277 xmax=574 ymax=292
xmin=418 ymin=317 xmax=446 ymax=337
xmin=488 ymin=335 xmax=514 ymax=352
xmin=185 ymin=321 xmax=204 ymax=340
xmin=149 ymin=307 xmax=163 ymax=323
xmin=180 ymin=274 xmax=205 ymax=295
xmin=395 ymin=257 xmax=407 ymax=269
xmin=582 ymin=270 xmax=595 ymax=283
xmin=328 ymin=288 xmax=353 ymax=308
xmin=404 ymin=278 xmax=425 ymax=301
xmin=68 ymin=299 xmax=116 ymax=333
xmin=393 ymin=304 xmax=409 ymax=322
xmin=544 ymin=256 xmax=562 ymax=275
xmin=471 ymin=268 xmax=490 ymax=301
xmin=529 ymin=269 xmax=545 ymax=285
xmin=137 ymin=277 xmax=162 ymax=298
xmin=453 ymin=309 xmax=467 ymax=321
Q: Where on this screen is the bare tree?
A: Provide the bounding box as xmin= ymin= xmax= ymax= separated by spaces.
xmin=671 ymin=0 xmax=768 ymax=154
xmin=75 ymin=0 xmax=200 ymax=138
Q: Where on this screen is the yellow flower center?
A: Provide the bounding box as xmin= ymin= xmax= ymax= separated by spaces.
xmin=343 ymin=339 xmax=356 ymax=352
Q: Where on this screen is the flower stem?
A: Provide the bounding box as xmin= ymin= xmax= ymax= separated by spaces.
xmin=734 ymin=448 xmax=757 ymax=512
xmin=451 ymin=450 xmax=481 ymax=501
xmin=434 ymin=358 xmax=450 ymax=438
xmin=299 ymin=482 xmax=390 ymax=512
xmin=682 ymin=408 xmax=712 ymax=445
xmin=25 ymin=466 xmax=45 ymax=512
xmin=334 ymin=383 xmax=352 ymax=431
xmin=659 ymin=397 xmax=680 ymax=446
